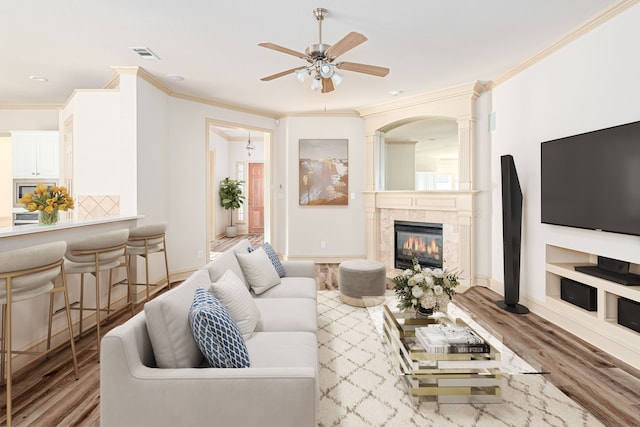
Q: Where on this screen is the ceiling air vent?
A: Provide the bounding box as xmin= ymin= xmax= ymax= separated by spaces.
xmin=129 ymin=47 xmax=160 ymax=60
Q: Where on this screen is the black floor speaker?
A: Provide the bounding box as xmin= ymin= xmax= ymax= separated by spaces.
xmin=618 ymin=298 xmax=640 ymax=333
xmin=560 ymin=278 xmax=597 ymax=311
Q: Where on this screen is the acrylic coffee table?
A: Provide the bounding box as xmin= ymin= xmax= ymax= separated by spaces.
xmin=365 ymin=298 xmax=506 ymax=404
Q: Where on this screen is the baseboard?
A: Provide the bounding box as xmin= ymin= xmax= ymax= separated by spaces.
xmin=285 ymin=254 xmax=366 ymax=264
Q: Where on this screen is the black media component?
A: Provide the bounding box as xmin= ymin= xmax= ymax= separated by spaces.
xmin=618 ymin=298 xmax=640 ymax=333
xmin=574 ymin=256 xmax=640 ymax=286
xmin=560 ymin=278 xmax=597 ymax=311
xmin=496 ymin=155 xmax=529 ymax=314
xmin=540 ymin=120 xmax=640 ymax=236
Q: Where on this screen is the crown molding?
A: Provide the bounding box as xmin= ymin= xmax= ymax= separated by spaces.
xmin=489 ymin=0 xmax=639 ymax=90
xmin=0 ymin=104 xmax=62 ymax=110
xmin=356 ymin=81 xmax=484 ymax=118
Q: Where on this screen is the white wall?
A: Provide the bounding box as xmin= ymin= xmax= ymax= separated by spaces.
xmin=277 ymin=116 xmax=366 ymax=258
xmin=0 ymin=108 xmax=59 ymax=132
xmin=62 ymin=91 xmax=123 ymax=208
xmin=136 ymin=78 xmax=170 ymax=222
xmin=489 ymin=4 xmax=640 ymax=302
xmin=166 ymin=96 xmax=276 ymax=272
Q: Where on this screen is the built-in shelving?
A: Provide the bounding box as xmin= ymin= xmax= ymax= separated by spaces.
xmin=545 ymin=245 xmax=640 ymax=367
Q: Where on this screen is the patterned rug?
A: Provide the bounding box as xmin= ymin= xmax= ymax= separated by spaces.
xmin=316 ymin=291 xmax=602 ymax=427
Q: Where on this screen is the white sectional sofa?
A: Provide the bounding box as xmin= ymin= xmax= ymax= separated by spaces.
xmin=100 ymin=239 xmax=318 ymax=427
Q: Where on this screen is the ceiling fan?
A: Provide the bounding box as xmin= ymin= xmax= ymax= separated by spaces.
xmin=259 ymin=8 xmax=390 ymax=93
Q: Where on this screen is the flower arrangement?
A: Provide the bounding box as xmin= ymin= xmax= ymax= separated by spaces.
xmin=19 ymin=184 xmax=74 ymax=224
xmin=392 ymin=256 xmax=460 ymax=313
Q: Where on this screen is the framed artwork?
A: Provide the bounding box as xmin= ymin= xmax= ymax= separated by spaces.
xmin=299 ymin=139 xmax=348 ymax=205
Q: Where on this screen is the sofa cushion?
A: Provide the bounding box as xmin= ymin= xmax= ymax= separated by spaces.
xmin=205 ymin=246 xmax=247 ymax=286
xmin=248 ymin=242 xmax=285 ymax=277
xmin=144 ymin=269 xmax=210 ymax=368
xmin=209 ymin=269 xmax=260 ymax=340
xmin=245 ymin=331 xmax=317 ymax=369
xmin=189 ymin=288 xmax=250 ymax=368
xmin=253 ymin=298 xmax=317 ymax=333
xmin=236 ymin=248 xmax=281 ymax=295
xmin=254 ymin=277 xmax=317 ymax=300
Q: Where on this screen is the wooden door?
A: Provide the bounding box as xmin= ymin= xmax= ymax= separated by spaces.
xmin=248 ymin=163 xmax=264 ymax=233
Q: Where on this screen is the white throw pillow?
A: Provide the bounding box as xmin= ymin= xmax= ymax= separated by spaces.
xmin=144 ymin=269 xmax=212 ymax=368
xmin=209 ymin=270 xmax=261 ymax=340
xmin=235 ymin=247 xmax=281 ymax=295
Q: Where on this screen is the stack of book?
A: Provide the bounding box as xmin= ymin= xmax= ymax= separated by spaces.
xmin=415 ymin=325 xmax=490 ymax=354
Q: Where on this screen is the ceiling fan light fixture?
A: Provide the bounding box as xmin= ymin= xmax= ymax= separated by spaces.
xmin=318 ymin=61 xmax=334 ymax=78
xmin=331 ymin=72 xmax=343 ymax=86
xmin=311 ymin=77 xmax=322 ymax=91
xmin=296 ymin=68 xmax=309 ymax=83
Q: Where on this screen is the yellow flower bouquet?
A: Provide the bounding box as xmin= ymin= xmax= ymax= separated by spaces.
xmin=19 ymin=184 xmax=74 ymax=225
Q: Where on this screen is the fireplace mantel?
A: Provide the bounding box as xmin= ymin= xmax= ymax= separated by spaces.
xmin=364 ymin=190 xmax=478 ymax=287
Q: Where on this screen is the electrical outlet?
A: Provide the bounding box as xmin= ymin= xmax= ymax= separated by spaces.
xmin=320 ymin=241 xmax=326 ymax=249
xmin=197 ymin=250 xmax=205 ymax=259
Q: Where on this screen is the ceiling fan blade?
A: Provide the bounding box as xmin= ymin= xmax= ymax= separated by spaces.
xmin=258 ymin=42 xmax=307 ymax=59
xmin=325 ymin=32 xmax=367 ymax=59
xmin=261 ymin=67 xmax=304 ymax=81
xmin=321 ymin=78 xmax=334 ymax=93
xmin=337 ymin=61 xmax=389 ymax=77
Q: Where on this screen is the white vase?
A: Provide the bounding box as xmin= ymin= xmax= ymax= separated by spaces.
xmin=226 ymin=226 xmax=238 ymax=237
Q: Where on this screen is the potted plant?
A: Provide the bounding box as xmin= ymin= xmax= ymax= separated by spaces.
xmin=219 ymin=177 xmax=245 ymax=237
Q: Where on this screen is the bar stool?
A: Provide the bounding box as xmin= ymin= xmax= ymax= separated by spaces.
xmin=64 ymin=229 xmax=130 ymax=358
xmin=126 ymin=222 xmax=171 ymax=303
xmin=0 ymin=241 xmax=79 ymax=427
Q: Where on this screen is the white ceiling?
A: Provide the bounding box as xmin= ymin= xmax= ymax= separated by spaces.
xmin=1 ymin=0 xmax=616 ymax=116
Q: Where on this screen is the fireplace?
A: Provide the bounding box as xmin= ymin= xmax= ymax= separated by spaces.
xmin=394 ymin=221 xmax=443 ymax=270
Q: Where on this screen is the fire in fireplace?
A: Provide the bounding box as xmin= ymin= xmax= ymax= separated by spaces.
xmin=394 ymin=221 xmax=443 ymax=270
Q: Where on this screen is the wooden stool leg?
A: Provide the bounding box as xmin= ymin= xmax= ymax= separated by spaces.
xmin=79 ymin=273 xmax=85 ymax=336
xmin=95 ymin=270 xmax=101 ymax=359
xmin=6 ymin=279 xmax=13 ymax=427
xmin=1 ymin=303 xmax=6 ymax=387
xmin=60 ymin=268 xmax=79 ymax=380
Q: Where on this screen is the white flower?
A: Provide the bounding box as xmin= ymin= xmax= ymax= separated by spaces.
xmin=433 ymin=285 xmax=443 ymax=296
xmin=424 ymin=275 xmax=434 ymax=286
xmin=403 ymin=269 xmax=413 ymax=277
xmin=432 ymin=268 xmax=443 ymax=278
xmin=413 ymin=273 xmax=425 ymax=283
xmin=411 ymin=286 xmax=424 ymax=298
xmin=408 ymin=276 xmax=417 ymax=286
xmin=414 ymin=264 xmax=422 ymax=272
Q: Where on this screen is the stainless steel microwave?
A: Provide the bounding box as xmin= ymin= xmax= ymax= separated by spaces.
xmin=14 ymin=179 xmax=57 ymax=208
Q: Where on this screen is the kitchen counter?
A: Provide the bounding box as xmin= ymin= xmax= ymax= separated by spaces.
xmin=0 ymin=215 xmax=143 ymax=252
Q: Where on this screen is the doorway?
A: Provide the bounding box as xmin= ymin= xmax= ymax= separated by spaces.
xmin=205 ymin=119 xmax=272 ymax=259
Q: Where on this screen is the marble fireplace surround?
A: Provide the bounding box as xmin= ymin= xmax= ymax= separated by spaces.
xmin=365 ymin=190 xmax=477 ymax=288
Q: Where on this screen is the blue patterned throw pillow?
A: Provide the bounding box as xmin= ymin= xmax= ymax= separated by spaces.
xmin=188 ymin=288 xmax=250 ymax=368
xmin=248 ymin=242 xmax=285 ymax=277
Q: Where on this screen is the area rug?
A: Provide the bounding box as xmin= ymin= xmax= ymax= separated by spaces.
xmin=316 ymin=291 xmax=602 ymax=427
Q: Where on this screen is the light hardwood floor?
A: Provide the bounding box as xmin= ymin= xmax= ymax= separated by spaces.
xmin=1 ymin=265 xmax=639 ymax=426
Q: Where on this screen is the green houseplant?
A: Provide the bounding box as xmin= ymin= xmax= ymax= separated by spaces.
xmin=219 ymin=177 xmax=245 ymax=237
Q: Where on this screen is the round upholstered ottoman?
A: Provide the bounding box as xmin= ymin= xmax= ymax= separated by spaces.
xmin=338 ymin=259 xmax=386 ymax=307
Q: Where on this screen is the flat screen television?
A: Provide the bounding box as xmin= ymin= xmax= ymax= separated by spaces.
xmin=541 ymin=120 xmax=640 ymax=236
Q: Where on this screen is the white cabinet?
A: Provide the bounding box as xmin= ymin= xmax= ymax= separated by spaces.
xmin=12 ymin=131 xmax=59 ymax=178
xmin=545 ymin=244 xmax=640 ymax=367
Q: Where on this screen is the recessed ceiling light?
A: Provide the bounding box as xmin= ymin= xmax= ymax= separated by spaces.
xmin=29 ymin=76 xmax=48 ymax=82
xmin=390 ymin=90 xmax=403 ymax=96
xmin=167 ymin=74 xmax=184 ymax=81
